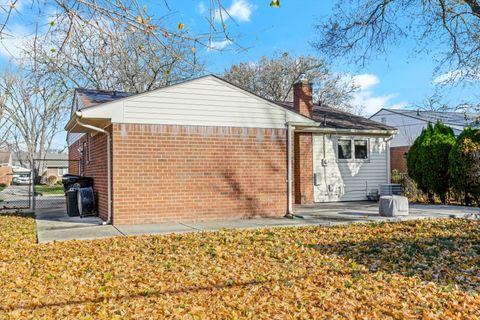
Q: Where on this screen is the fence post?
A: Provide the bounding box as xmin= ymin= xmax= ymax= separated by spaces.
xmin=31 ymin=159 xmax=35 ymax=212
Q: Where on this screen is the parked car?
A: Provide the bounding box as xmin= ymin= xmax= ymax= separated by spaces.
xmin=14 ymin=175 xmax=31 ymax=185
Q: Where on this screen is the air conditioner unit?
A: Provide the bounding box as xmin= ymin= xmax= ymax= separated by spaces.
xmin=379 ymin=184 xmax=402 ymax=196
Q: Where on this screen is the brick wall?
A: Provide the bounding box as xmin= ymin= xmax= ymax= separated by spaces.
xmin=111 ymin=124 xmax=288 ymax=224
xmin=68 ymin=130 xmax=110 ymax=220
xmin=294 ymin=132 xmax=314 ymax=204
xmin=68 ymin=143 xmax=81 ymax=175
xmin=390 ymin=146 xmax=410 ymax=174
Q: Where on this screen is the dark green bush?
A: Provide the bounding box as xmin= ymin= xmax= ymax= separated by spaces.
xmin=448 ymin=127 xmax=480 ymax=205
xmin=407 ymin=121 xmax=456 ymax=204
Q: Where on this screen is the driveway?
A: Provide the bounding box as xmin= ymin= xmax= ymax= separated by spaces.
xmin=35 ymin=201 xmax=479 ymax=243
xmin=0 ymin=185 xmax=31 ymax=209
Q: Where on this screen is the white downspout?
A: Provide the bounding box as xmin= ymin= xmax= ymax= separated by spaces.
xmin=286 ymin=123 xmax=294 ymax=217
xmin=75 ymin=111 xmax=112 ymax=225
xmin=384 ymin=135 xmax=394 ymax=184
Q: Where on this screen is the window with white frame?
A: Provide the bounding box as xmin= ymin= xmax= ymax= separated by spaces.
xmin=337 ymin=138 xmax=369 ymax=160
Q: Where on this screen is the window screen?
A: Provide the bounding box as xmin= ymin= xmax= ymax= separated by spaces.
xmin=354 ymin=140 xmax=368 ymax=159
xmin=338 ymin=139 xmax=352 ymax=159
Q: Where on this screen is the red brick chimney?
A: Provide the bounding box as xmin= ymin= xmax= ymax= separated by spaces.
xmin=293 ymin=76 xmax=313 ymax=118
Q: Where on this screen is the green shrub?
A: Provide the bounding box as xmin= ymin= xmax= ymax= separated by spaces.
xmin=449 ymin=127 xmax=480 ymax=205
xmin=47 ymin=175 xmax=58 ymax=186
xmin=407 ymin=121 xmax=456 ymax=204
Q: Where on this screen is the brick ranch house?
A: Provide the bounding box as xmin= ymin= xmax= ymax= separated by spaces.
xmin=66 ymin=75 xmax=396 ymax=225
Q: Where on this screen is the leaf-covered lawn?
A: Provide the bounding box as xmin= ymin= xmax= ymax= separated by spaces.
xmin=1 ymin=214 xmax=479 ymax=319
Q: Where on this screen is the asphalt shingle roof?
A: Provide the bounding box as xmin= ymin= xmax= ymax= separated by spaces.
xmin=380 ymin=108 xmax=478 ymax=128
xmin=277 ymin=102 xmax=396 ymax=131
xmin=76 ymin=89 xmax=133 ymax=108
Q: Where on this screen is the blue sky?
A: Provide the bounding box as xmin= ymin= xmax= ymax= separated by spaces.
xmin=166 ymin=0 xmax=479 ymax=115
xmin=0 ymin=0 xmax=478 ymax=119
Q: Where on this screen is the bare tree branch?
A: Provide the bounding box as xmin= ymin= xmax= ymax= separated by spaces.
xmin=313 ymin=0 xmax=480 ymax=83
xmin=223 ymin=52 xmax=362 ymax=114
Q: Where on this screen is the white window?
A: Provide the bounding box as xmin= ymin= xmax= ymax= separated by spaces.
xmin=337 ymin=138 xmax=369 ymax=161
xmin=381 ymin=117 xmax=387 ymax=124
xmin=58 ymin=167 xmax=68 ymax=176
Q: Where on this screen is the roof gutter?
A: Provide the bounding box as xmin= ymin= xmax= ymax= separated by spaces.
xmin=295 ymin=126 xmax=397 ymax=136
xmin=74 ymin=111 xmax=112 ymax=225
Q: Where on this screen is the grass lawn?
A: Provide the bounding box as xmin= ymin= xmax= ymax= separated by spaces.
xmin=34 ymin=184 xmax=64 ymax=195
xmin=1 ymin=214 xmax=479 ymax=319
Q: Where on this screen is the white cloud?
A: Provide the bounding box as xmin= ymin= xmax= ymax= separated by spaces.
xmin=196 ymin=1 xmax=206 ymax=14
xmin=214 ymin=0 xmax=256 ymax=23
xmin=389 ymin=102 xmax=409 ymax=109
xmin=208 ymin=39 xmax=232 ymax=50
xmin=350 ymin=73 xmax=409 ymax=115
xmin=0 ymin=24 xmax=32 ymax=60
xmin=352 ymin=73 xmax=379 ymax=90
xmin=433 ymin=70 xmax=463 ymax=84
xmin=433 ymin=69 xmax=480 ymax=84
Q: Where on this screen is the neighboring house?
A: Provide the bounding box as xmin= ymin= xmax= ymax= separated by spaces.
xmin=66 ymin=75 xmax=396 ymax=225
xmin=12 ymin=152 xmax=69 ymax=183
xmin=42 ymin=153 xmax=69 ymax=183
xmin=0 ymin=150 xmax=13 ymax=186
xmin=370 ymin=108 xmax=478 ymax=173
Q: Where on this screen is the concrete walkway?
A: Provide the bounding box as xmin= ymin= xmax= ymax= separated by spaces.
xmin=35 ymin=202 xmax=480 ymax=243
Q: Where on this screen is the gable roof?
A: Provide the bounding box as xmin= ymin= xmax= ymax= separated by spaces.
xmin=71 ymin=75 xmax=394 ymax=133
xmin=66 ymin=75 xmax=317 ymax=137
xmin=277 ymin=102 xmax=396 ymax=131
xmin=372 ymin=108 xmax=478 ymax=128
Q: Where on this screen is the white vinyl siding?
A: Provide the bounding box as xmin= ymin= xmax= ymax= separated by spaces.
xmin=313 ymin=134 xmax=388 ymax=202
xmin=370 ymin=109 xmax=427 ymax=147
xmin=121 ymin=77 xmax=309 ymax=128
xmin=370 ymin=109 xmax=464 ymax=147
xmin=75 ymin=76 xmax=314 ymax=135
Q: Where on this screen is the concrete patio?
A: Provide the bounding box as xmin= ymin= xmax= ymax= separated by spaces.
xmin=35 ymin=201 xmax=480 ymax=243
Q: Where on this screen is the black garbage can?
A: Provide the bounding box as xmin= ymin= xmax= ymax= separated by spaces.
xmin=62 ymin=174 xmax=94 ymax=192
xmin=63 ymin=174 xmax=95 ymax=217
xmin=77 ymin=187 xmax=95 ymax=217
xmin=66 ymin=189 xmax=80 ymax=216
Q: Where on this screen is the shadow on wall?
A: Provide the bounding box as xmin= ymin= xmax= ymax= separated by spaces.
xmin=221 ymin=169 xmax=260 ymax=218
xmin=217 ymin=133 xmax=287 ymax=218
xmin=301 ymin=220 xmax=480 ymax=293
